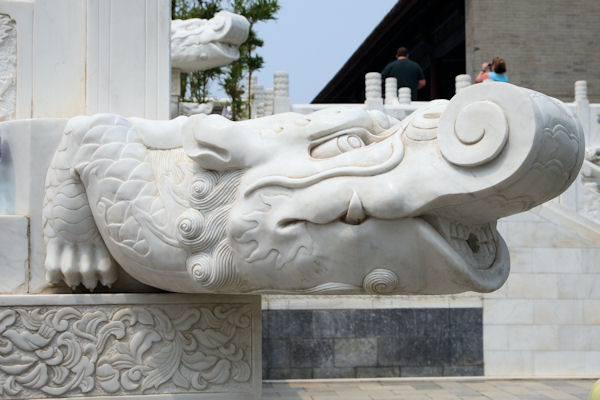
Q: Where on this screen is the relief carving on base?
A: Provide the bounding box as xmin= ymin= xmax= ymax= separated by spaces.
xmin=0 ymin=14 xmax=16 ymax=121
xmin=0 ymin=303 xmax=252 ymax=398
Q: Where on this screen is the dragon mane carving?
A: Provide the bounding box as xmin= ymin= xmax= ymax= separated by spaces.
xmin=43 ymin=83 xmax=585 ymax=294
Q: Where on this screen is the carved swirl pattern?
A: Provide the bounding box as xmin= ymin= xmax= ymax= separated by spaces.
xmin=439 ymin=100 xmax=508 ymax=167
xmin=363 ymin=269 xmax=399 ymax=294
xmin=0 ymin=304 xmax=252 ymax=398
xmin=178 ymin=169 xmax=244 ymax=290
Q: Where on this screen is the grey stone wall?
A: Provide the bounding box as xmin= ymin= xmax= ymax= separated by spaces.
xmin=465 ymin=0 xmax=600 ymax=102
xmin=262 ymin=308 xmax=483 ymax=379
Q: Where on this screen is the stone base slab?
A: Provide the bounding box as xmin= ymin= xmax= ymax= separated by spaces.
xmin=0 ymin=294 xmax=261 ymax=399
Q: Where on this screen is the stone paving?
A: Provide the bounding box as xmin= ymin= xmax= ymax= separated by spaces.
xmin=263 ymin=378 xmax=598 ymax=399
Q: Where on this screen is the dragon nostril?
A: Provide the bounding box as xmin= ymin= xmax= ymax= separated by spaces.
xmin=467 ymin=233 xmax=480 ymax=253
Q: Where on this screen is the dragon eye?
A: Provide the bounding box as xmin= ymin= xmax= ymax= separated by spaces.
xmin=338 ymin=135 xmax=364 ymax=151
xmin=311 ymin=134 xmax=366 ymax=158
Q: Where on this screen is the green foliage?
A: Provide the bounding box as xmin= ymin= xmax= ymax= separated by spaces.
xmin=172 ymin=0 xmax=279 ymax=120
xmin=228 ymin=0 xmax=280 ymax=119
xmin=220 ymin=61 xmax=246 ymax=120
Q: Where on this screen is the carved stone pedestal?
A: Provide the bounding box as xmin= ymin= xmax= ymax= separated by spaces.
xmin=0 ymin=294 xmax=261 ymax=399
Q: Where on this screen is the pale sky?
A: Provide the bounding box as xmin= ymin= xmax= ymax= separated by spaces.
xmin=211 ymin=0 xmax=398 ymax=104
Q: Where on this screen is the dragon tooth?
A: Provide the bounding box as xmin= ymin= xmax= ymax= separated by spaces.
xmin=344 ymin=190 xmax=367 ymax=225
xmin=450 ymin=222 xmax=458 ymax=238
xmin=457 ymin=223 xmax=467 ymax=240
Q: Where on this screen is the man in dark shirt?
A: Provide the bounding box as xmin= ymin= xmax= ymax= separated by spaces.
xmin=381 ymin=46 xmax=426 ymax=101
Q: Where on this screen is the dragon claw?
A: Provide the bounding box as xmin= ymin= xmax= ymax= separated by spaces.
xmin=44 ymin=237 xmax=118 ymax=290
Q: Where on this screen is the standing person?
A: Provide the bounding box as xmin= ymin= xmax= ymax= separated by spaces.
xmin=381 ymin=46 xmax=426 ymax=101
xmin=475 ymin=57 xmax=508 ymax=83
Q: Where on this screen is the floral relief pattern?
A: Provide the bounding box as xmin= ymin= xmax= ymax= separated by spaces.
xmin=0 ymin=303 xmax=253 ymax=398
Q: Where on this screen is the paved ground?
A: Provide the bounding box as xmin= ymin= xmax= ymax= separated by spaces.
xmin=263 ymin=378 xmax=597 ymax=399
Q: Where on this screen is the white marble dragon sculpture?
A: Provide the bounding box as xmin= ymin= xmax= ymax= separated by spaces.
xmin=43 ymin=82 xmax=585 ymax=294
xmin=171 ymin=11 xmax=249 ymax=73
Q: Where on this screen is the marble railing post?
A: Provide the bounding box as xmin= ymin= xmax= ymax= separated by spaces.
xmin=384 ymin=77 xmax=399 ymax=105
xmin=398 ymin=87 xmax=411 ymax=104
xmin=171 ymin=69 xmax=182 ymax=118
xmin=455 ymin=74 xmax=472 ymax=94
xmin=264 ymin=88 xmax=274 ymax=116
xmin=254 ymin=84 xmax=265 ymax=118
xmin=365 ymin=72 xmax=383 ymax=111
xmin=575 ymin=80 xmax=593 ymax=147
xmin=273 ymin=71 xmax=291 ymax=114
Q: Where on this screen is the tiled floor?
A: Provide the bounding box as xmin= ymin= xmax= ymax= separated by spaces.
xmin=263 ymin=378 xmax=598 ymax=399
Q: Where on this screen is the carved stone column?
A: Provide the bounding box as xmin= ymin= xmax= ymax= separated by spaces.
xmin=0 ymin=294 xmax=262 ymax=399
xmin=364 ymin=72 xmax=383 ymax=111
xmin=273 ymin=71 xmax=290 ymax=114
xmin=171 ymin=69 xmax=182 ymax=118
xmin=575 ymin=80 xmax=593 ymax=146
xmin=254 ymin=84 xmax=265 ymax=118
xmin=384 ymin=77 xmax=399 ymax=105
xmin=398 ymin=87 xmax=411 ymax=104
xmin=455 ymin=74 xmax=472 ymax=94
xmin=263 ymin=87 xmax=274 ymax=116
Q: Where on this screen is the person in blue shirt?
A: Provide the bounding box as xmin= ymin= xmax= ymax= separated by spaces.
xmin=475 ymin=57 xmax=508 ymax=83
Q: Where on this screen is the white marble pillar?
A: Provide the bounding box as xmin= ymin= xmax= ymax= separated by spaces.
xmin=384 ymin=77 xmax=399 ymax=105
xmin=273 ymin=71 xmax=291 ymax=114
xmin=254 ymin=84 xmax=265 ymax=118
xmin=365 ymin=72 xmax=383 ymax=111
xmin=455 ymin=74 xmax=472 ymax=94
xmin=398 ymin=87 xmax=411 ymax=104
xmin=171 ymin=69 xmax=182 ymax=118
xmin=264 ymin=87 xmax=274 ymax=116
xmin=575 ymin=80 xmax=593 ymax=146
xmin=86 ymin=0 xmax=171 ymax=119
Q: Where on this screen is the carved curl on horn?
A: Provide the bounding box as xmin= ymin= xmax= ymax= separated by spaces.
xmin=439 ymin=100 xmax=509 ymax=166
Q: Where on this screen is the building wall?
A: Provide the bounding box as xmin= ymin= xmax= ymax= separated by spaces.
xmin=484 ymin=208 xmax=600 ymax=376
xmin=465 ymin=0 xmax=600 ymax=102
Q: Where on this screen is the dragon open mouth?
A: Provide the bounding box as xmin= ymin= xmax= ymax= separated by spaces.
xmin=423 ymin=216 xmax=498 ymax=271
xmin=338 ymin=203 xmax=499 ymax=273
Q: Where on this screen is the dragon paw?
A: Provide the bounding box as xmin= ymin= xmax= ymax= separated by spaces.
xmin=45 ymin=237 xmax=118 ymax=290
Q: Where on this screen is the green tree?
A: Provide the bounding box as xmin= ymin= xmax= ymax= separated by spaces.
xmin=225 ymin=0 xmax=280 ymax=119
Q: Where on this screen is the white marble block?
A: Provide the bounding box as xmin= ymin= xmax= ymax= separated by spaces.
xmin=3 ymin=0 xmax=170 ymax=119
xmin=86 ymin=0 xmax=170 ymax=119
xmin=0 ymin=294 xmax=261 ymax=399
xmin=0 ymin=215 xmax=28 ymax=293
xmin=0 ymin=118 xmax=67 ymax=292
